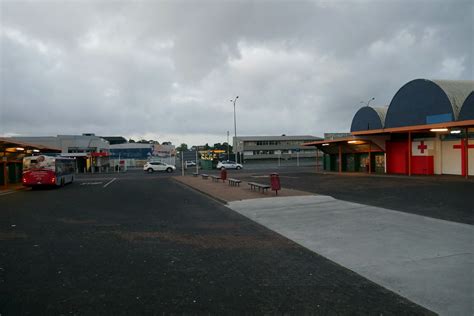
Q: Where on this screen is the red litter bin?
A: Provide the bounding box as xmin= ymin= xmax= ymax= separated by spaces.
xmin=220 ymin=168 xmax=227 ymax=182
xmin=270 ymin=173 xmax=281 ymax=195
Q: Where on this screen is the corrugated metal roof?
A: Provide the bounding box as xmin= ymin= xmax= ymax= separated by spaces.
xmin=432 ymin=79 xmax=474 ymax=118
xmin=350 ymin=106 xmax=388 ymax=132
xmin=372 ymin=106 xmax=388 ymax=124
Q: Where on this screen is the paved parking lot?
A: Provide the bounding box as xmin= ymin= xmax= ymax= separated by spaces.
xmin=219 ymin=168 xmax=474 ymax=224
xmin=0 ymin=171 xmax=432 ymax=314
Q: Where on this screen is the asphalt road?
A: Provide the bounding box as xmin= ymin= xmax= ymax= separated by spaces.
xmin=1 ymin=171 xmax=433 ymax=314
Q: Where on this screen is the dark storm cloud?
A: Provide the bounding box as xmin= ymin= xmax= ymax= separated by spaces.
xmin=0 ymin=0 xmax=472 ymax=145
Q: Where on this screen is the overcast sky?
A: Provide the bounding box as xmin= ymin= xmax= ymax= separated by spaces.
xmin=1 ymin=0 xmax=472 ymax=146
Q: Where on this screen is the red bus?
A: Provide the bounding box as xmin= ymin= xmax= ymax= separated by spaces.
xmin=23 ymin=155 xmax=75 ymax=187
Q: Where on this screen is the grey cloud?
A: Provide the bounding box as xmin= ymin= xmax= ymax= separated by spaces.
xmin=1 ymin=0 xmax=472 ymax=145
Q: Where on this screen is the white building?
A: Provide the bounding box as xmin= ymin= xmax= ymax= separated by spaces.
xmin=233 ymin=135 xmax=322 ymax=161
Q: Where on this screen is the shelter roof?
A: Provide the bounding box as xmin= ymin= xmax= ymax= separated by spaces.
xmin=0 ymin=137 xmax=61 ymax=152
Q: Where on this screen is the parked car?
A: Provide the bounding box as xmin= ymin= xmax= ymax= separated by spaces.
xmin=143 ymin=162 xmax=176 ymax=173
xmin=185 ymin=161 xmax=196 ymax=168
xmin=217 ymin=160 xmax=243 ymax=170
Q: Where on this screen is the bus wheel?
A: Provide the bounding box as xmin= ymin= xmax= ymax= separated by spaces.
xmin=61 ymin=178 xmax=65 ymax=187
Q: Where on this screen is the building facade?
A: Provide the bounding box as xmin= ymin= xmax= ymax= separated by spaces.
xmin=109 ymin=143 xmax=176 ymax=168
xmin=233 ymin=135 xmax=322 ymax=161
xmin=305 ymin=79 xmax=474 ymax=177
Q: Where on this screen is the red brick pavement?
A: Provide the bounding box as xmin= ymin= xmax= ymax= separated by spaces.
xmin=173 ymin=175 xmax=312 ymax=203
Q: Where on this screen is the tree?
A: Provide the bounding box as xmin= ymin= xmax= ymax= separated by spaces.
xmin=213 ymin=143 xmax=224 ymax=150
xmin=128 ymin=139 xmax=136 ymax=143
xmin=177 ymin=143 xmax=188 ymax=152
xmin=223 ymin=142 xmax=233 ymax=152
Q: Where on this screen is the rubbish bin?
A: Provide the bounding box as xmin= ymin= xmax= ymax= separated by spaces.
xmin=220 ymin=168 xmax=227 ymax=182
xmin=270 ymin=173 xmax=281 ymax=195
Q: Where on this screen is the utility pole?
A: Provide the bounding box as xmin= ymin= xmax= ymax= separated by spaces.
xmin=181 ymin=151 xmax=184 ymax=176
xmin=195 ymin=150 xmax=199 ymax=174
xmin=227 ymin=131 xmax=230 ymax=160
xmin=231 ymin=96 xmax=239 ymax=163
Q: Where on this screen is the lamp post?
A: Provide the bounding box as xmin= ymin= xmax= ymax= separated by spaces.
xmin=360 ymin=97 xmax=375 ymax=107
xmin=230 ymin=96 xmax=239 ymax=163
xmin=227 ymin=131 xmax=230 ymax=160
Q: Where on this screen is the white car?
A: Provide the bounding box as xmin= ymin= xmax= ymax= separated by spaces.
xmin=217 ymin=160 xmax=243 ymax=170
xmin=185 ymin=161 xmax=196 ymax=168
xmin=143 ymin=162 xmax=176 ymax=173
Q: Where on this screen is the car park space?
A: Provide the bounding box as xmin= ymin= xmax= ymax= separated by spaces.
xmin=233 ymin=171 xmax=474 ymax=224
xmin=0 ymin=171 xmax=433 ymax=314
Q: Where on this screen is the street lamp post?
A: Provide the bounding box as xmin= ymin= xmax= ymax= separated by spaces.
xmin=227 ymin=131 xmax=230 ymax=159
xmin=231 ymin=96 xmax=239 ymax=163
xmin=360 ymin=97 xmax=375 ymax=107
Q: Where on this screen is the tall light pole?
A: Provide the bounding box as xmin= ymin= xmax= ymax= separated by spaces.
xmin=230 ymin=96 xmax=239 ymax=163
xmin=360 ymin=97 xmax=375 ymax=107
xmin=226 ymin=131 xmax=230 ymax=159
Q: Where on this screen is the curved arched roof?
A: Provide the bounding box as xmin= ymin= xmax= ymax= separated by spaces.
xmin=350 ymin=106 xmax=387 ymax=132
xmin=459 ymin=91 xmax=474 ymax=121
xmin=385 ymin=79 xmax=474 ymax=128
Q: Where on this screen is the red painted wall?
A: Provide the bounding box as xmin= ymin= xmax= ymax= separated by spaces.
xmin=386 ymin=140 xmax=408 ymax=174
xmin=411 ymin=156 xmax=434 ymax=175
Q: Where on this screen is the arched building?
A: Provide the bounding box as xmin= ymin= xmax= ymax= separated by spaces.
xmin=459 ymin=91 xmax=474 ymax=121
xmin=304 ymin=78 xmax=474 ymax=177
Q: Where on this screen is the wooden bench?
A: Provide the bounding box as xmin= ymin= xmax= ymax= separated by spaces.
xmin=210 ymin=175 xmax=222 ymax=182
xmin=201 ymin=174 xmax=209 ymax=179
xmin=193 ymin=172 xmax=199 ymax=177
xmin=248 ymin=182 xmax=270 ymax=193
xmin=228 ymin=178 xmax=242 ymax=187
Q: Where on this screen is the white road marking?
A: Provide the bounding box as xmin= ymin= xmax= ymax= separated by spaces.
xmin=103 ymin=178 xmax=117 ymax=188
xmin=80 ymin=182 xmax=103 ymax=186
xmin=0 ymin=191 xmax=17 ymax=196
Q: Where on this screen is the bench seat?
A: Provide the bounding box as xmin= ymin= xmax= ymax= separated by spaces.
xmin=248 ymin=182 xmax=270 ymax=193
xmin=228 ymin=178 xmax=242 ymax=186
xmin=210 ymin=175 xmax=223 ymax=182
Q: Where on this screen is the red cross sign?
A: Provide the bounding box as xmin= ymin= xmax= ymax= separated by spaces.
xmin=417 ymin=141 xmax=428 ymax=153
xmin=453 ymin=139 xmax=474 ymax=177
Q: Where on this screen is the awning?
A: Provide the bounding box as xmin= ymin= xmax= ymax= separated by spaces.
xmin=303 ymin=136 xmax=384 ymax=155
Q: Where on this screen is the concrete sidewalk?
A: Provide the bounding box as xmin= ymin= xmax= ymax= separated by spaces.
xmin=228 ymin=195 xmax=473 ymax=316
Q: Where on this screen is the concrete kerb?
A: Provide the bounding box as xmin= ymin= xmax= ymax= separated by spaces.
xmin=171 ymin=177 xmax=228 ymax=205
xmin=0 ymin=184 xmax=28 ymax=195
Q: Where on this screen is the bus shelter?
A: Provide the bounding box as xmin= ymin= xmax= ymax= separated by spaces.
xmin=0 ymin=138 xmax=60 ymax=189
xmin=303 ymin=136 xmax=386 ymax=174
